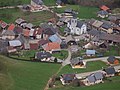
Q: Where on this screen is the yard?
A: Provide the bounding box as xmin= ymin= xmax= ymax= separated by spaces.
xmin=0 ymin=55 xmax=61 ymax=90
xmin=53 ymin=5 xmax=99 ymax=19
xmin=58 ymin=61 xmax=108 ymax=76
xmin=52 ymin=50 xmax=68 ymax=60
xmin=51 ymin=76 xmax=120 ymax=90
xmin=0 ymin=8 xmax=55 ymax=25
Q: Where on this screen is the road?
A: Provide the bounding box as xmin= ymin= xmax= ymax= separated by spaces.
xmin=76 ymin=65 xmax=120 ymax=79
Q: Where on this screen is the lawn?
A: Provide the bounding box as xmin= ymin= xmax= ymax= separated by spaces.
xmin=0 ymin=55 xmax=61 ymax=90
xmin=0 ymin=8 xmax=55 ymax=25
xmin=52 ymin=50 xmax=68 ymax=60
xmin=51 ymin=76 xmax=120 ymax=90
xmin=58 ymin=61 xmax=108 ymax=76
xmin=53 ymin=5 xmax=99 ymax=19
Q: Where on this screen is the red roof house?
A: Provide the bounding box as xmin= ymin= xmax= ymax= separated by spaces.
xmin=42 ymin=42 xmax=60 ymax=51
xmin=100 ymin=5 xmax=110 ymax=11
xmin=8 ymin=24 xmax=15 ymax=31
xmin=0 ymin=20 xmax=7 ymax=28
xmin=23 ymin=29 xmax=30 ymax=37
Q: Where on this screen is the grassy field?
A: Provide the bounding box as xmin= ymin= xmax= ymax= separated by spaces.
xmin=0 ymin=8 xmax=55 ymax=25
xmin=51 ymin=76 xmax=120 ymax=90
xmin=53 ymin=5 xmax=99 ymax=19
xmin=58 ymin=61 xmax=108 ymax=75
xmin=52 ymin=50 xmax=68 ymax=60
xmin=0 ymin=55 xmax=61 ymax=90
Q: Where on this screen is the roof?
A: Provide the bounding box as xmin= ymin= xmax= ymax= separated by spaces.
xmin=70 ymin=57 xmax=83 ymax=65
xmin=77 ymin=21 xmax=84 ymax=28
xmin=86 ymin=50 xmax=96 ymax=55
xmin=29 ymin=29 xmax=35 ymax=36
xmin=16 ymin=34 xmax=27 ymax=44
xmin=92 ymin=20 xmax=103 ymax=28
xmin=8 ymin=24 xmax=15 ymax=31
xmin=9 ymin=40 xmax=22 ymax=47
xmin=0 ymin=20 xmax=7 ymax=28
xmin=49 ymin=34 xmax=62 ymax=44
xmin=107 ymin=56 xmax=116 ymax=63
xmin=35 ymin=51 xmax=52 ymax=59
xmin=33 ymin=28 xmax=43 ymax=36
xmin=32 ymin=0 xmax=44 ymax=5
xmin=39 ymin=39 xmax=49 ymax=46
xmin=42 ymin=42 xmax=60 ymax=51
xmin=13 ymin=26 xmax=23 ymax=35
xmin=101 ymin=23 xmax=112 ymax=29
xmin=94 ymin=72 xmax=103 ymax=80
xmin=97 ymin=10 xmax=109 ymax=15
xmin=23 ymin=29 xmax=30 ymax=37
xmin=25 ymin=23 xmax=33 ymax=29
xmin=87 ymin=75 xmax=96 ymax=83
xmin=61 ymin=74 xmax=76 ymax=81
xmin=65 ymin=35 xmax=75 ymax=43
xmin=2 ymin=30 xmax=15 ymax=36
xmin=56 ymin=0 xmax=62 ymax=5
xmin=100 ymin=5 xmax=110 ymax=11
xmin=108 ymin=15 xmax=120 ymax=21
xmin=15 ymin=18 xmax=26 ymax=24
xmin=104 ymin=67 xmax=116 ymax=75
xmin=64 ymin=8 xmax=73 ymax=13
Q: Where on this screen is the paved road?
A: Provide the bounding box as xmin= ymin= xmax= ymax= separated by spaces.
xmin=76 ymin=65 xmax=120 ymax=79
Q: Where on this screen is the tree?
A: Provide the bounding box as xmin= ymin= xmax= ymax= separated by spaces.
xmin=54 ymin=58 xmax=58 ymax=63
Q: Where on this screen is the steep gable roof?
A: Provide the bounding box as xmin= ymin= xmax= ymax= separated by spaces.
xmin=0 ymin=20 xmax=7 ymax=28
xmin=100 ymin=5 xmax=110 ymax=11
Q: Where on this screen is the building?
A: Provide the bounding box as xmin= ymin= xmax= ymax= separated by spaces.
xmin=107 ymin=56 xmax=119 ymax=65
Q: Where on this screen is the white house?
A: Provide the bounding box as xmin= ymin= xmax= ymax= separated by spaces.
xmin=67 ymin=18 xmax=87 ymax=35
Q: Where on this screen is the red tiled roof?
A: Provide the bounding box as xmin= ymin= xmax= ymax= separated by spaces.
xmin=42 ymin=42 xmax=60 ymax=51
xmin=0 ymin=20 xmax=7 ymax=28
xmin=30 ymin=43 xmax=39 ymax=50
xmin=23 ymin=29 xmax=30 ymax=37
xmin=100 ymin=5 xmax=110 ymax=11
xmin=8 ymin=24 xmax=15 ymax=31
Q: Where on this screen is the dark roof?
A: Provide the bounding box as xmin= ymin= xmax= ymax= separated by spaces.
xmin=64 ymin=8 xmax=73 ymax=13
xmin=87 ymin=75 xmax=96 ymax=83
xmin=108 ymin=15 xmax=120 ymax=21
xmin=32 ymin=0 xmax=44 ymax=5
xmin=56 ymin=0 xmax=62 ymax=5
xmin=13 ymin=26 xmax=23 ymax=35
xmin=97 ymin=10 xmax=108 ymax=15
xmin=2 ymin=30 xmax=15 ymax=36
xmin=101 ymin=23 xmax=112 ymax=29
xmin=77 ymin=21 xmax=84 ymax=28
xmin=16 ymin=34 xmax=28 ymax=44
xmin=39 ymin=39 xmax=49 ymax=46
xmin=104 ymin=67 xmax=116 ymax=75
xmin=107 ymin=56 xmax=116 ymax=63
xmin=35 ymin=52 xmax=52 ymax=59
xmin=70 ymin=57 xmax=83 ymax=65
xmin=61 ymin=74 xmax=76 ymax=81
xmin=94 ymin=72 xmax=103 ymax=80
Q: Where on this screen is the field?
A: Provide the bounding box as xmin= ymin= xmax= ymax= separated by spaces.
xmin=0 ymin=55 xmax=61 ymax=90
xmin=0 ymin=8 xmax=55 ymax=25
xmin=53 ymin=5 xmax=99 ymax=19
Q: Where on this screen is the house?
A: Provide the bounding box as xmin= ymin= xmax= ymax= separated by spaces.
xmin=15 ymin=18 xmax=26 ymax=26
xmin=67 ymin=18 xmax=87 ymax=35
xmin=25 ymin=23 xmax=33 ymax=30
xmin=60 ymin=74 xmax=77 ymax=85
xmin=1 ymin=30 xmax=15 ymax=40
xmin=57 ymin=17 xmax=70 ymax=27
xmin=9 ymin=40 xmax=22 ymax=47
xmin=100 ymin=22 xmax=113 ymax=34
xmin=7 ymin=46 xmax=17 ymax=53
xmin=103 ymin=67 xmax=116 ymax=77
xmin=65 ymin=35 xmax=77 ymax=45
xmin=39 ymin=39 xmax=49 ymax=46
xmin=97 ymin=10 xmax=109 ymax=18
xmin=83 ymin=42 xmax=96 ymax=49
xmin=100 ymin=5 xmax=110 ymax=11
xmin=35 ymin=51 xmax=52 ymax=61
xmin=33 ymin=28 xmax=43 ymax=39
xmin=70 ymin=57 xmax=86 ymax=68
xmin=0 ymin=39 xmax=8 ymax=53
xmin=86 ymin=50 xmax=96 ymax=56
xmin=0 ymin=20 xmax=7 ymax=29
xmin=107 ymin=56 xmax=119 ymax=65
xmin=29 ymin=40 xmax=39 ymax=50
xmin=49 ymin=34 xmax=62 ymax=44
xmin=108 ymin=15 xmax=120 ymax=26
xmin=31 ymin=0 xmax=44 ymax=11
xmin=8 ymin=24 xmax=15 ymax=31
xmin=41 ymin=23 xmax=57 ymax=40
xmin=42 ymin=42 xmax=60 ymax=51
xmin=92 ymin=20 xmax=103 ymax=29
xmin=23 ymin=29 xmax=30 ymax=37
xmin=13 ymin=26 xmax=23 ymax=35
xmin=83 ymin=72 xmax=104 ymax=86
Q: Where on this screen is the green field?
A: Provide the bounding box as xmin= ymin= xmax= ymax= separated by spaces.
xmin=53 ymin=5 xmax=99 ymax=19
xmin=0 ymin=8 xmax=55 ymax=25
xmin=0 ymin=55 xmax=60 ymax=90
xmin=58 ymin=61 xmax=108 ymax=75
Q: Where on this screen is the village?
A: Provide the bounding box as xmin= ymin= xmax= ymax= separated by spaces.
xmin=0 ymin=0 xmax=120 ymax=90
